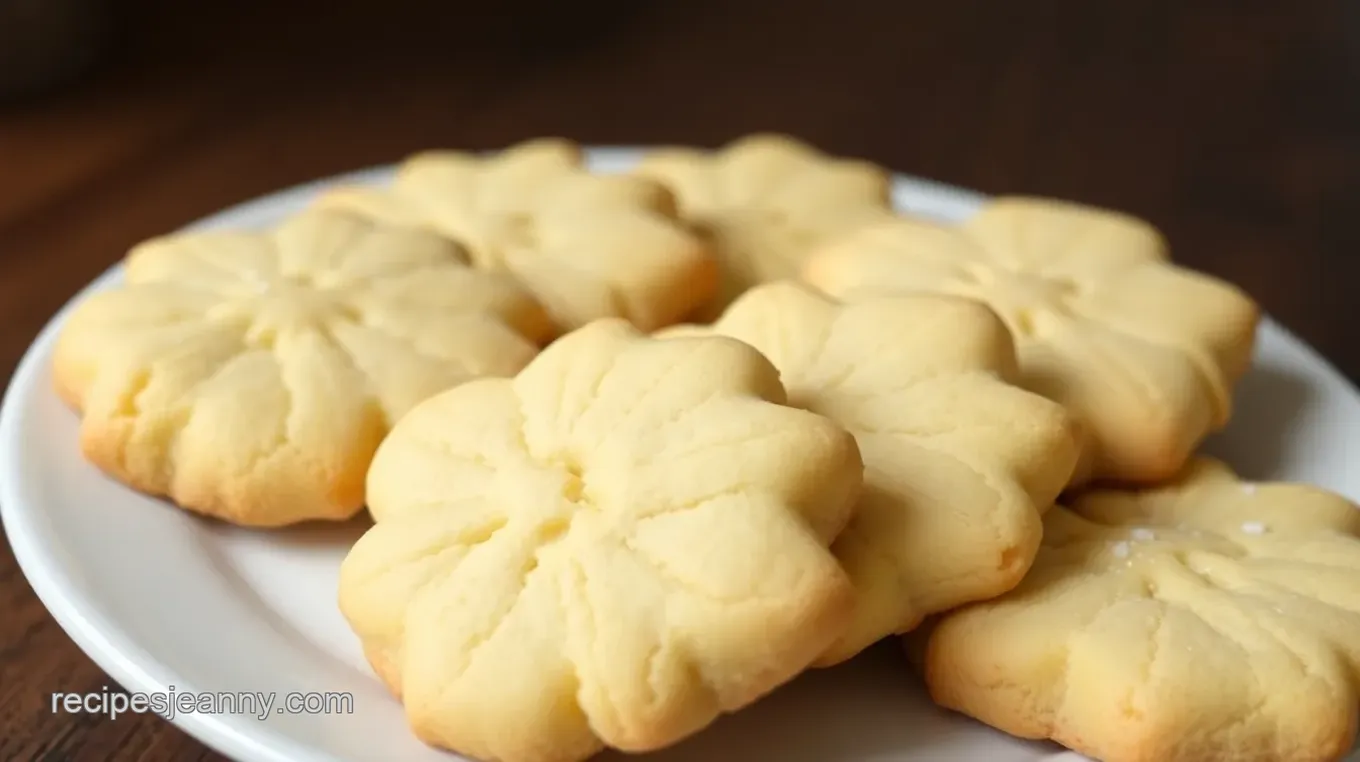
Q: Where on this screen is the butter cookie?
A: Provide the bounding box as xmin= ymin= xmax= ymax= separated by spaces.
xmin=53 ymin=209 xmax=549 ymax=526
xmin=924 ymin=458 xmax=1360 ymax=762
xmin=634 ymin=134 xmax=892 ymax=317
xmin=340 ymin=319 xmax=863 ymax=762
xmin=664 ymin=282 xmax=1080 ymax=664
xmin=803 ymin=197 xmax=1259 ymax=484
xmin=315 ymin=139 xmax=716 ymax=332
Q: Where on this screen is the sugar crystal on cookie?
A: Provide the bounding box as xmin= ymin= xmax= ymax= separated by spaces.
xmin=1240 ymin=520 xmax=1267 ymax=534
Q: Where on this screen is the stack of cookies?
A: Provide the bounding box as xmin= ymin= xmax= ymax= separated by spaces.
xmin=51 ymin=135 xmax=1360 ymax=762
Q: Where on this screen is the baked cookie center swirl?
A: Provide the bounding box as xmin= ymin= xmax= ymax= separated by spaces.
xmin=205 ymin=277 xmax=360 ymax=344
xmin=506 ymin=454 xmax=599 ymax=556
xmin=954 ymin=263 xmax=1081 ymax=336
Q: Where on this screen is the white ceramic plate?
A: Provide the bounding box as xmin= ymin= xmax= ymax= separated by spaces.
xmin=4 ymin=148 xmax=1359 ymax=762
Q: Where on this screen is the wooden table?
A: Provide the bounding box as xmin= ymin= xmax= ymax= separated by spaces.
xmin=2 ymin=0 xmax=1357 ymax=759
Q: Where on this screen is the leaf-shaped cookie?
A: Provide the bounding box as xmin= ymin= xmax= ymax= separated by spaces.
xmin=53 ymin=209 xmax=551 ymax=526
xmin=313 ymin=138 xmax=717 ymax=333
xmin=803 ymin=197 xmax=1260 ymax=485
xmin=663 ymin=282 xmax=1081 ymax=664
xmin=340 ymin=319 xmax=863 ymax=762
xmin=634 ymin=134 xmax=893 ymax=317
xmin=923 ymin=458 xmax=1360 ymax=762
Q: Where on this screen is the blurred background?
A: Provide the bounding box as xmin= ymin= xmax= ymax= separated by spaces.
xmin=3 ymin=1 xmax=1358 ymax=377
xmin=1 ymin=0 xmax=1357 ymax=756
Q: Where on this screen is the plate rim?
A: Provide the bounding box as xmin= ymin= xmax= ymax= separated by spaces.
xmin=3 ymin=146 xmax=1358 ymax=762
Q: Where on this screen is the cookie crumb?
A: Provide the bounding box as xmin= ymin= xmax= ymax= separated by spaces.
xmin=1111 ymin=541 xmax=1131 ymax=558
xmin=1130 ymin=527 xmax=1155 ymax=541
xmin=1240 ymin=521 xmax=1267 ymax=535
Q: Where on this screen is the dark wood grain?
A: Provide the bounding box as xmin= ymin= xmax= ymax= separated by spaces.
xmin=1 ymin=0 xmax=1356 ymax=759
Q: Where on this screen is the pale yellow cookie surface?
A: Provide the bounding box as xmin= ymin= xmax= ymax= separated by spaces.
xmin=803 ymin=196 xmax=1260 ymax=485
xmin=634 ymin=134 xmax=892 ymax=317
xmin=664 ymin=282 xmax=1080 ymax=664
xmin=924 ymin=458 xmax=1360 ymax=762
xmin=313 ymin=138 xmax=716 ymax=333
xmin=340 ymin=319 xmax=863 ymax=762
xmin=52 ymin=209 xmax=549 ymax=527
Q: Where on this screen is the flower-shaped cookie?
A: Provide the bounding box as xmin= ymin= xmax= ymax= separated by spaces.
xmin=924 ymin=458 xmax=1360 ymax=762
xmin=633 ymin=134 xmax=893 ymax=317
xmin=53 ymin=209 xmax=552 ymax=527
xmin=313 ymin=138 xmax=716 ymax=333
xmin=339 ymin=319 xmax=864 ymax=762
xmin=802 ymin=197 xmax=1261 ymax=485
xmin=664 ymin=283 xmax=1081 ymax=664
